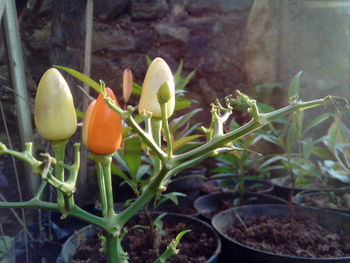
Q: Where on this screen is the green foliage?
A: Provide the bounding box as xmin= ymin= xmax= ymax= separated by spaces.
xmin=256 ymin=109 xmax=334 ymax=187
xmin=154 ymin=229 xmax=191 ymax=263
xmin=54 ymin=65 xmax=101 ymax=93
xmin=288 ymin=71 xmax=302 ymax=101
xmin=0 ymin=235 xmax=13 ymax=259
xmin=320 ymin=120 xmax=350 ymax=183
xmin=211 ymin=119 xmax=268 ymax=179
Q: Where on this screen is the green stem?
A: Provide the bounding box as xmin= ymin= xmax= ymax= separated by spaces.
xmin=160 ymin=103 xmax=173 ymax=157
xmin=51 ymin=140 xmax=68 ymax=213
xmin=105 ymin=98 xmax=167 ymax=162
xmin=118 ymin=167 xmax=169 ymax=227
xmin=33 ymin=181 xmax=47 ymax=200
xmin=0 ymin=142 xmax=42 ymax=173
xmin=152 ymin=118 xmax=162 ymax=176
xmin=96 ymin=162 xmax=108 ymax=216
xmin=173 ymin=97 xmax=330 ymax=163
xmin=0 ymin=200 xmax=107 ymax=231
xmin=95 ymin=155 xmax=115 ymax=216
xmin=105 ymin=233 xmax=128 ymax=263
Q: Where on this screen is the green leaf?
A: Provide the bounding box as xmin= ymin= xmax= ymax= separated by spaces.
xmin=154 ymin=213 xmax=167 ymax=230
xmin=154 ymin=230 xmax=191 ymax=263
xmin=158 ymin=192 xmax=186 ymax=206
xmin=75 ymin=108 xmax=85 ymax=118
xmin=326 ymin=119 xmax=340 ymax=153
xmin=53 ymin=65 xmax=101 ymax=93
xmin=174 ymin=98 xmax=192 ymax=111
xmin=173 ymin=135 xmax=203 ymax=152
xmin=123 ymin=137 xmax=142 ymax=178
xmin=174 ymin=60 xmax=184 ymax=82
xmin=304 ymin=113 xmax=332 ymax=135
xmin=288 ymin=71 xmax=303 ymax=101
xmin=311 ymin=146 xmax=334 ymax=160
xmin=0 ymin=236 xmax=13 ymax=258
xmin=257 ymin=103 xmax=276 ymax=114
xmin=174 ymin=229 xmax=191 ymax=244
xmin=132 ymin=82 xmax=142 ymax=96
xmin=170 ymin=108 xmax=202 ymax=133
xmin=136 ymin=165 xmax=150 ymax=180
xmin=145 ymin=55 xmax=152 ymax=66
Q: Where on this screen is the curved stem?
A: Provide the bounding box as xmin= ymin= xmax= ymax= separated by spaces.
xmin=0 ymin=200 xmax=107 ymax=231
xmin=33 ymin=181 xmax=48 ymax=200
xmin=173 ymin=97 xmax=330 ymax=163
xmin=117 ymin=167 xmax=169 ymax=227
xmin=105 ymin=98 xmax=168 ymax=162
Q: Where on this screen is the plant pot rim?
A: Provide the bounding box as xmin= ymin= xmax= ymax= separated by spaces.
xmin=202 ymin=178 xmax=273 ymax=194
xmin=212 ymin=204 xmax=350 ymax=261
xmin=57 ymin=212 xmax=221 ymax=263
xmin=294 ymin=189 xmax=350 ymax=214
xmin=271 ymin=177 xmax=350 ymax=192
xmin=194 ymin=192 xmax=286 ymax=221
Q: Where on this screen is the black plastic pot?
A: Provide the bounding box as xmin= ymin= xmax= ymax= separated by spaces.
xmin=167 ymin=167 xmax=206 ymax=192
xmin=212 ymin=204 xmax=350 ymax=263
xmin=293 ymin=189 xmax=350 ymax=214
xmin=271 ymin=176 xmax=350 ymax=200
xmin=194 ymin=192 xmax=286 ymax=222
xmin=57 ymin=212 xmax=221 ymax=263
xmin=202 ymin=178 xmax=273 ymax=195
xmin=166 ymin=167 xmax=206 ymax=207
xmin=157 ymin=200 xmax=199 ymax=217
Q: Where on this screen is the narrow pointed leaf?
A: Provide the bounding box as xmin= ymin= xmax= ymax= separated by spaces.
xmin=288 ymin=71 xmax=303 ymax=101
xmin=173 ymin=135 xmax=203 ymax=152
xmin=53 ymin=65 xmax=101 ymax=93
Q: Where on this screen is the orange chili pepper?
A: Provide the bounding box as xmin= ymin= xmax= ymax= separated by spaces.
xmin=82 ymin=88 xmax=122 ymax=155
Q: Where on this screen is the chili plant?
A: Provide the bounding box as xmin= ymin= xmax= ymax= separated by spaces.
xmin=0 ymin=58 xmax=348 ymax=263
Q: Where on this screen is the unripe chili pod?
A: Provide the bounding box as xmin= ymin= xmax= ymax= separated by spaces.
xmin=138 ymin=57 xmax=175 ymax=118
xmin=34 ymin=68 xmax=77 ymax=141
xmin=82 ymin=88 xmax=122 ymax=155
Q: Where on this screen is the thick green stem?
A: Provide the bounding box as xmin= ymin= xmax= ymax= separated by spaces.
xmin=95 ymin=155 xmax=115 ymax=216
xmin=51 ymin=140 xmax=69 ymax=212
xmin=173 ymin=97 xmax=330 ymax=163
xmin=117 ymin=167 xmax=169 ymax=227
xmin=0 ymin=142 xmax=42 ymax=173
xmin=105 ymin=99 xmax=168 ymax=162
xmin=97 ymin=162 xmax=108 ymax=217
xmin=106 ymin=234 xmax=128 ymax=263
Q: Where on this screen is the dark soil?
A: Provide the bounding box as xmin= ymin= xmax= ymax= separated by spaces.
xmin=227 ymin=215 xmax=350 ymax=258
xmin=72 ymin=215 xmax=217 ymax=263
xmin=302 ymin=192 xmax=350 ymax=210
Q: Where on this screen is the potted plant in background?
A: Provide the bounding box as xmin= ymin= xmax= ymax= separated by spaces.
xmin=195 ymin=120 xmax=285 ymax=222
xmin=294 ymin=119 xmax=350 ymax=214
xmin=0 ymin=57 xmax=346 ymax=263
xmin=211 ymin=72 xmax=350 ymax=263
xmin=253 ymin=72 xmax=345 ymax=200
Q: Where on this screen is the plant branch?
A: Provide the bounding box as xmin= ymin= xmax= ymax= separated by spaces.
xmin=105 ymin=97 xmax=168 ymax=162
xmin=173 ymin=96 xmax=338 ymax=164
